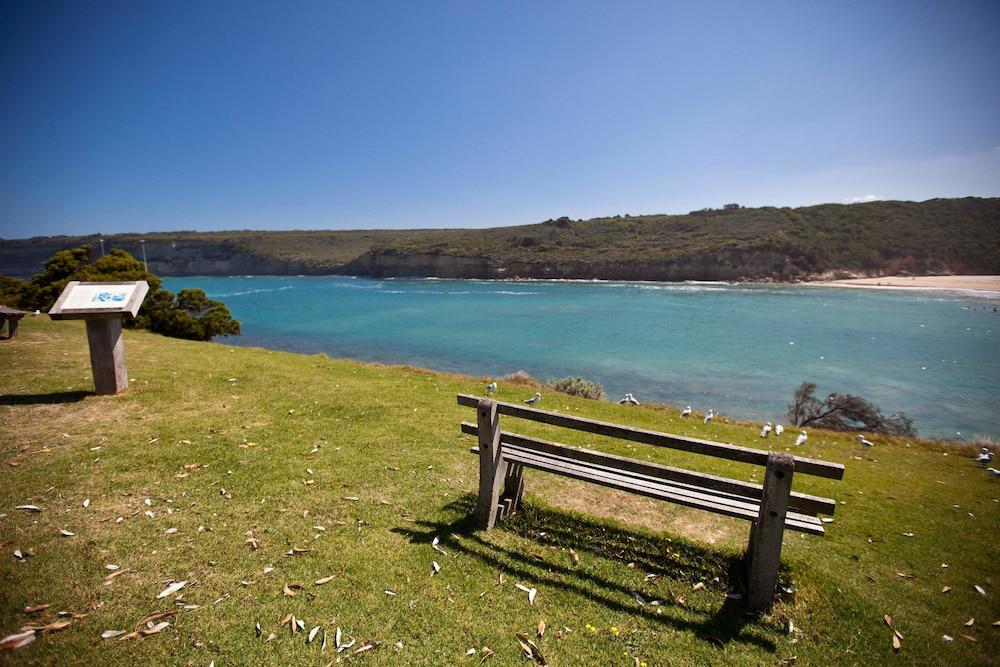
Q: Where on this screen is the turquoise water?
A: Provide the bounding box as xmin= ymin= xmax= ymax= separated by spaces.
xmin=163 ymin=276 xmax=1000 ymax=439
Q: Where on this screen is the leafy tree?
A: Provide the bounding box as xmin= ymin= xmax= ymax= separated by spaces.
xmin=19 ymin=245 xmax=240 ymax=342
xmin=787 ymin=382 xmax=916 ymax=436
xmin=0 ymin=275 xmax=27 ymax=308
xmin=148 ymin=288 xmax=241 ymax=341
xmin=19 ymin=245 xmax=95 ymax=311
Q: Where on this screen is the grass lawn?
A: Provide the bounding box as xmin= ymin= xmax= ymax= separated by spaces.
xmin=1 ymin=318 xmax=997 ymax=665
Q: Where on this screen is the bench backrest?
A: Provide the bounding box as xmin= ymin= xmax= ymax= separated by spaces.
xmin=456 ymin=393 xmax=844 ymax=480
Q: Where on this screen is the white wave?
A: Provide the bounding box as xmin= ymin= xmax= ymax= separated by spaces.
xmin=212 ymin=285 xmax=295 ymax=297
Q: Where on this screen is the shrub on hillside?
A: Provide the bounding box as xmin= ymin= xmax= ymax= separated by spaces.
xmin=0 ymin=276 xmax=27 ymax=308
xmin=551 ymin=376 xmax=606 ymax=400
xmin=787 ymin=381 xmax=916 ymax=436
xmin=17 ymin=245 xmax=240 ymax=342
xmin=502 ymin=370 xmax=539 ymax=386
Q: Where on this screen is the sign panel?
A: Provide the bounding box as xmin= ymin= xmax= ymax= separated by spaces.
xmin=48 ymin=281 xmax=149 ymax=319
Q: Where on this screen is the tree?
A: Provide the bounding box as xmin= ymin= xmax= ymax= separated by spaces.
xmin=0 ymin=276 xmax=27 ymax=308
xmin=148 ymin=288 xmax=241 ymax=341
xmin=787 ymin=382 xmax=916 ymax=436
xmin=18 ymin=245 xmax=240 ymax=342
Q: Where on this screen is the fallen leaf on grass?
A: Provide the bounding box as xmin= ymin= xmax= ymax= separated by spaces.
xmin=101 ymin=630 xmax=125 ymax=639
xmin=23 ymin=604 xmax=50 ymax=614
xmin=59 ymin=529 xmax=75 ymax=537
xmin=283 ymin=583 xmax=302 ymax=597
xmin=942 ymin=634 xmax=953 ymax=642
xmin=941 ymin=586 xmax=951 ymax=593
xmin=691 ymin=582 xmax=705 ymax=591
xmin=974 ymin=585 xmax=986 ymax=596
xmin=23 ymin=620 xmax=72 ymax=634
xmin=965 ymin=618 xmax=975 ymax=626
xmin=0 ymin=630 xmax=35 ymax=650
xmin=432 ymin=561 xmax=441 ymax=575
xmin=15 ymin=505 xmax=42 ymax=513
xmin=155 ymin=581 xmax=187 ymax=599
xmin=315 ymin=575 xmax=335 ymax=585
xmin=134 ymin=610 xmax=177 ymax=631
xmin=308 ymin=626 xmax=320 ymax=643
xmin=479 ymin=647 xmax=495 ymax=663
xmin=354 ymin=642 xmax=377 ymax=655
xmin=164 ymin=527 xmax=177 ymax=535
xmin=466 ymin=648 xmax=476 ymax=656
xmin=103 ymin=569 xmax=129 ymax=585
xmin=961 ymin=634 xmax=977 ymax=643
xmin=569 ymin=549 xmax=579 ymax=565
xmin=342 ymin=496 xmax=360 ymax=502
xmin=244 ymin=538 xmax=259 ymax=550
xmin=82 ymin=499 xmax=90 ymax=508
xmin=536 ymin=620 xmax=545 ymax=637
xmin=513 ymin=583 xmax=537 ymax=605
xmin=892 ymin=634 xmax=901 ymax=652
xmin=515 ymin=632 xmax=547 ymax=665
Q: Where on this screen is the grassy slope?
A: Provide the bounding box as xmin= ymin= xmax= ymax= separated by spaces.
xmin=0 ymin=320 xmax=997 ymax=666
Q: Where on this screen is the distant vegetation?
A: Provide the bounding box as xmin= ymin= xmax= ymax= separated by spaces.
xmin=551 ymin=376 xmax=607 ymax=400
xmin=2 ymin=197 xmax=998 ymax=281
xmin=787 ymin=381 xmax=917 ymax=436
xmin=11 ymin=244 xmax=240 ymax=341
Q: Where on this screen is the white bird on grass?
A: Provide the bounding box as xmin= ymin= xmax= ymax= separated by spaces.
xmin=704 ymin=409 xmax=714 ymax=424
xmin=795 ymin=431 xmax=808 ymax=446
xmin=524 ymin=392 xmax=541 ymax=405
xmin=857 ymin=434 xmax=875 ymax=447
xmin=760 ymin=422 xmax=772 ymax=438
xmin=618 ymin=393 xmax=641 ymax=406
xmin=974 ymin=447 xmax=993 ymax=464
xmin=680 ymin=406 xmax=692 ymax=417
xmin=486 ymin=382 xmax=497 ymax=394
xmin=774 ymin=424 xmax=784 ymax=437
xmin=987 ymin=467 xmax=1000 ymax=480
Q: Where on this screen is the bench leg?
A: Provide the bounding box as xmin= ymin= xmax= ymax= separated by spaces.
xmin=8 ymin=317 xmax=18 ymax=339
xmin=476 ymin=398 xmax=506 ymax=530
xmin=746 ymin=452 xmax=794 ymax=612
xmin=498 ymin=462 xmax=524 ymax=520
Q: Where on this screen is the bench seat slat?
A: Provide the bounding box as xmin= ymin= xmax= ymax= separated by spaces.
xmin=462 ymin=422 xmax=836 ymax=516
xmin=499 ymin=445 xmax=825 ymax=536
xmin=466 ymin=442 xmax=824 ymax=536
xmin=457 ymin=394 xmax=844 ymax=480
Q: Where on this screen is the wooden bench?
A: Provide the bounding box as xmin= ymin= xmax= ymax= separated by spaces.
xmin=457 ymin=394 xmax=844 ymax=611
xmin=0 ymin=306 xmax=30 ymax=339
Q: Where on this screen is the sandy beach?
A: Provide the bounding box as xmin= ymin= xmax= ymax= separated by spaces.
xmin=815 ymin=275 xmax=1000 ymax=294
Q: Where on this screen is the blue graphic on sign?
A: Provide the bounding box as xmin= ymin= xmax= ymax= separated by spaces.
xmin=91 ymin=291 xmax=127 ymax=303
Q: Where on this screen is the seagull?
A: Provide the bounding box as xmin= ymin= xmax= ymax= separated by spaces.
xmin=857 ymin=434 xmax=875 ymax=447
xmin=680 ymin=406 xmax=692 ymax=417
xmin=486 ymin=382 xmax=497 ymax=394
xmin=524 ymin=392 xmax=541 ymax=405
xmin=795 ymin=431 xmax=808 ymax=446
xmin=618 ymin=393 xmax=641 ymax=406
xmin=974 ymin=447 xmax=993 ymax=463
xmin=988 ymin=467 xmax=1000 ymax=480
xmin=774 ymin=424 xmax=784 ymax=437
xmin=760 ymin=422 xmax=772 ymax=438
xmin=704 ymin=409 xmax=714 ymax=424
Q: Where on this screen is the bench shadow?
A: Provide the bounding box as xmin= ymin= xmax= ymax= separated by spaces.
xmin=0 ymin=390 xmax=91 ymax=405
xmin=392 ymin=494 xmax=779 ymax=653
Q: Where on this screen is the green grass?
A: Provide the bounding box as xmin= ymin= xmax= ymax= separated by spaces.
xmin=1 ymin=319 xmax=997 ymax=665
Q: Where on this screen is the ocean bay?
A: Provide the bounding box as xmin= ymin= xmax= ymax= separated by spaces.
xmin=163 ymin=276 xmax=1000 ymax=440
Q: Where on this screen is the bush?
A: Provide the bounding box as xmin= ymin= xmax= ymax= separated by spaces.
xmin=550 ymin=376 xmax=606 ymax=400
xmin=19 ymin=245 xmax=240 ymax=342
xmin=0 ymin=276 xmax=27 ymax=308
xmin=501 ymin=370 xmax=539 ymax=386
xmin=787 ymin=381 xmax=916 ymax=436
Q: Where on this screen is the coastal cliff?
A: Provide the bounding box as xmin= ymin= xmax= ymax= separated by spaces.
xmin=3 ymin=197 xmax=998 ymax=281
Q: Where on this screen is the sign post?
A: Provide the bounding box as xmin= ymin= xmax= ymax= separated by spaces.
xmin=48 ymin=281 xmax=149 ymax=395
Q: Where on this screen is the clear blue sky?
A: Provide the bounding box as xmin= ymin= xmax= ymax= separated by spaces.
xmin=2 ymin=1 xmax=998 ymax=238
